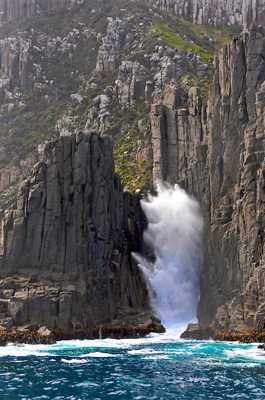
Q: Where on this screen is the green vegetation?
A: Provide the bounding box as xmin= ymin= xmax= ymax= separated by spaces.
xmin=113 ymin=127 xmax=152 ymax=193
xmin=0 ymin=0 xmax=238 ymax=202
xmin=152 ymin=18 xmax=237 ymax=64
xmin=152 ymin=22 xmax=213 ymax=63
xmin=179 ymin=73 xmax=210 ymax=98
xmin=179 ymin=18 xmax=235 ymax=48
xmin=0 ymin=97 xmax=66 ymax=166
xmin=180 ymin=73 xmax=199 ymax=86
xmin=151 ymin=17 xmax=236 ymax=98
xmin=201 ymin=78 xmax=210 ymax=98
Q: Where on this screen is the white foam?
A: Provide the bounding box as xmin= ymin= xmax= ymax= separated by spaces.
xmin=128 ymin=348 xmax=161 ymax=355
xmin=53 ymin=338 xmax=135 ymax=349
xmin=76 ymin=381 xmax=100 ymax=388
xmin=54 ymin=332 xmax=181 ymax=350
xmin=134 ymin=183 xmax=203 ymax=332
xmin=225 ymin=347 xmax=265 ymax=363
xmin=143 ymin=355 xmax=169 ymax=360
xmin=2 ymin=333 xmax=264 ymax=369
xmin=61 ymin=358 xmax=88 ymax=364
xmin=0 ymin=333 xmax=181 ymax=358
xmin=81 ymin=352 xmax=116 ymax=358
xmin=221 ymin=362 xmax=261 ymax=368
xmin=0 ymin=344 xmax=53 ymax=357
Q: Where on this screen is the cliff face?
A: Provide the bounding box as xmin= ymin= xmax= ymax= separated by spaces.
xmin=0 ymin=0 xmax=265 ymax=339
xmin=149 ymin=0 xmax=265 ymax=28
xmin=0 ymin=0 xmax=228 ymax=204
xmin=201 ymin=26 xmax=265 ymax=334
xmin=0 ymin=0 xmax=80 ymax=24
xmin=0 ymin=0 xmax=263 ymax=28
xmin=150 ymin=26 xmax=265 ymax=335
xmin=0 ymin=132 xmax=163 ymax=338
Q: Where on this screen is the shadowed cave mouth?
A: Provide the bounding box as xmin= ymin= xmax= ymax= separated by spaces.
xmin=134 ymin=183 xmax=204 ymax=334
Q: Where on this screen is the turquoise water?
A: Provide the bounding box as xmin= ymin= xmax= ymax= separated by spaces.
xmin=0 ymin=333 xmax=265 ymax=399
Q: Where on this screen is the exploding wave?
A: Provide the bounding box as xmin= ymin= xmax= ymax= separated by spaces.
xmin=134 ymin=184 xmax=203 ymax=331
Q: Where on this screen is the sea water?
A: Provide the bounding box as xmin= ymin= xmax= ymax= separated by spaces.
xmin=0 ymin=332 xmax=265 ymax=399
xmin=1 ymin=187 xmax=262 ymax=399
xmin=134 ymin=184 xmax=203 ymax=329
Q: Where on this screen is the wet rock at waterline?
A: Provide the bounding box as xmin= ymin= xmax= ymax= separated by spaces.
xmin=180 ymin=324 xmax=214 ymax=340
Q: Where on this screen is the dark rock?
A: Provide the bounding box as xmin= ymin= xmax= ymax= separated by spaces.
xmin=181 ymin=324 xmax=213 ymax=340
xmin=0 ymin=132 xmax=163 ymax=338
xmin=150 ymin=28 xmax=265 ymax=339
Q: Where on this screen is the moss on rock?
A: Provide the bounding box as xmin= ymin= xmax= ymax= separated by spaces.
xmin=113 ymin=125 xmax=152 ymax=193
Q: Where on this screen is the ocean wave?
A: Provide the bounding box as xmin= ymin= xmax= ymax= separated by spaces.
xmin=225 ymin=347 xmax=265 ymax=363
xmin=0 ymin=344 xmax=54 ymax=358
xmin=80 ymin=352 xmax=116 ymax=358
xmin=128 ymin=348 xmax=162 ymax=355
xmin=143 ymin=355 xmax=170 ymax=360
xmin=61 ymin=358 xmax=88 ymax=364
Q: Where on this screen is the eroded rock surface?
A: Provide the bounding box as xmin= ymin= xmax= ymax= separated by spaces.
xmin=0 ymin=132 xmax=163 ymax=339
xmin=0 ymin=0 xmax=265 ymax=341
xmin=1 ymin=0 xmax=263 ymax=29
xmin=0 ymin=0 xmax=216 ymax=204
xmin=150 ymin=26 xmax=265 ymax=337
xmin=149 ymin=0 xmax=265 ymax=28
xmin=0 ymin=0 xmax=81 ymax=25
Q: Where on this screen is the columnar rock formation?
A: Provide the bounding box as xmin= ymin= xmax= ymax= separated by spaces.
xmin=0 ymin=0 xmax=264 ymax=28
xmin=150 ymin=26 xmax=265 ymax=335
xmin=0 ymin=132 xmax=162 ymax=338
xmin=0 ymin=0 xmax=80 ymax=24
xmin=149 ymin=0 xmax=265 ymax=28
xmin=1 ymin=0 xmax=265 ymax=340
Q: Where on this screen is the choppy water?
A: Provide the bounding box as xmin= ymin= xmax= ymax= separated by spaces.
xmin=0 ymin=333 xmax=265 ymax=399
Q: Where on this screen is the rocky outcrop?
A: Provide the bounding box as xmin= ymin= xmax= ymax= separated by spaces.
xmin=95 ymin=18 xmax=128 ymax=74
xmin=0 ymin=0 xmax=259 ymax=174
xmin=0 ymin=36 xmax=32 ymax=97
xmin=150 ymin=82 xmax=208 ymax=200
xmin=86 ymin=13 xmax=209 ymax=134
xmin=149 ymin=0 xmax=265 ymax=28
xmin=0 ymin=132 xmax=163 ymax=339
xmin=1 ymin=0 xmax=265 ymax=341
xmin=200 ymin=26 xmax=265 ymax=335
xmin=0 ymin=0 xmax=81 ymax=25
xmin=116 ymin=61 xmax=146 ymax=109
xmin=0 ymin=0 xmax=216 ymax=201
xmin=0 ymin=10 xmax=99 ymax=204
xmin=150 ymin=26 xmax=265 ymax=337
xmin=1 ymin=0 xmax=264 ymax=29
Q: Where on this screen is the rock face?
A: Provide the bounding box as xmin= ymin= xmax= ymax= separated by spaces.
xmin=149 ymin=0 xmax=265 ymax=28
xmin=1 ymin=0 xmax=263 ymax=28
xmin=0 ymin=0 xmax=215 ymax=206
xmin=0 ymin=132 xmax=163 ymax=338
xmin=0 ymin=0 xmax=263 ymax=28
xmin=150 ymin=26 xmax=265 ymax=336
xmin=0 ymin=0 xmax=80 ymax=24
xmin=1 ymin=0 xmax=265 ymax=340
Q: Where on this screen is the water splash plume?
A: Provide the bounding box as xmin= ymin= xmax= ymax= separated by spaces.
xmin=134 ymin=184 xmax=203 ymax=333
